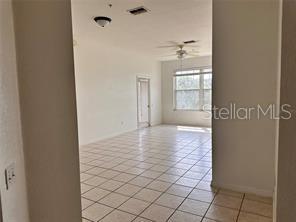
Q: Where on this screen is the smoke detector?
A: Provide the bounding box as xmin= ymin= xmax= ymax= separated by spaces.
xmin=94 ymin=16 xmax=112 ymax=27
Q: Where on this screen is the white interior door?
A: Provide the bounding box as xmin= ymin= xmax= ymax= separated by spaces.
xmin=137 ymin=78 xmax=150 ymax=128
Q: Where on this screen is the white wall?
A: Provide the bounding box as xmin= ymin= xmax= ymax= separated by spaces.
xmin=276 ymin=0 xmax=296 ymax=221
xmin=73 ymin=40 xmax=162 ymax=145
xmin=0 ymin=1 xmax=29 ymax=221
xmin=13 ymin=0 xmax=82 ymax=221
xmin=161 ymin=56 xmax=212 ymax=127
xmin=212 ymin=0 xmax=281 ymax=197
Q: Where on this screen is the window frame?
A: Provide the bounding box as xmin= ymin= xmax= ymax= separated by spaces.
xmin=173 ymin=66 xmax=212 ymax=111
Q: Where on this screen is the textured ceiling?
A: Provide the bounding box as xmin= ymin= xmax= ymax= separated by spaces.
xmin=71 ymin=0 xmax=212 ymax=60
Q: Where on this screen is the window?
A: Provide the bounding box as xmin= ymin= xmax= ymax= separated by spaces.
xmin=174 ymin=67 xmax=212 ymax=110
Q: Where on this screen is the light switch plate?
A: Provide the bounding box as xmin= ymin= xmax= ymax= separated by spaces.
xmin=5 ymin=163 xmax=15 ymax=190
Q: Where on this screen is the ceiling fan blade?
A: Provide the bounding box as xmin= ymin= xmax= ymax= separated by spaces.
xmin=187 ymin=53 xmax=200 ymax=57
xmin=160 ymin=54 xmax=177 ymax=57
xmin=184 ymin=45 xmax=199 ymax=48
xmin=183 ymin=40 xmax=200 ymax=45
xmin=186 ymin=49 xmax=199 ymax=53
xmin=167 ymin=41 xmax=180 ymax=45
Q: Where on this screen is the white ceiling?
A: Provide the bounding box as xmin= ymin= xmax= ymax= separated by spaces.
xmin=71 ymin=0 xmax=212 ymax=61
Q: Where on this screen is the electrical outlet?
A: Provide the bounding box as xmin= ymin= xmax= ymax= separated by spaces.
xmin=5 ymin=163 xmax=15 ymax=190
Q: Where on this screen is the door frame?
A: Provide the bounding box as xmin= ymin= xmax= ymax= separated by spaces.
xmin=136 ymin=76 xmax=151 ymax=128
xmin=0 ymin=192 xmax=2 ymax=222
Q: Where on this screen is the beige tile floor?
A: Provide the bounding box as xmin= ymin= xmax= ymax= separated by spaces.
xmin=80 ymin=125 xmax=273 ymax=222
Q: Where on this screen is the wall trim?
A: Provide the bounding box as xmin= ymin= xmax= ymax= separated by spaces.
xmin=162 ymin=122 xmax=212 ymax=128
xmin=212 ymin=181 xmax=274 ymax=198
xmin=81 ymin=123 xmax=161 ymax=146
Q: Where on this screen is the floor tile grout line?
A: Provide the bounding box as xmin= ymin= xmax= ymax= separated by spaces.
xmin=116 ymin=144 xmax=211 ymax=221
xmin=80 ymin=127 xmax=212 ymax=221
xmin=81 ymin=162 xmax=210 ymax=213
xmin=83 ymin=175 xmax=209 ymax=202
xmin=82 ymin=182 xmax=160 ymax=221
xmin=83 ymin=182 xmax=272 ymax=222
xmin=80 ymin=144 xmax=164 ymax=203
xmin=81 ymin=150 xmax=210 ymax=176
xmin=82 ymin=149 xmax=211 ymax=201
xmin=95 ymin=197 xmax=156 ymax=222
xmin=165 ymin=149 xmax=213 ymax=221
xmin=200 ymin=187 xmax=220 ymax=222
xmin=84 ymin=175 xmax=208 ymax=218
xmin=82 ymin=134 xmax=211 ymax=166
xmin=128 ymin=146 xmax=211 ymax=222
xmin=236 ymin=193 xmax=246 ymax=222
xmin=93 ymin=148 xmax=197 ymax=221
xmin=93 ymin=150 xmax=199 ymax=222
xmin=82 ymin=169 xmax=155 ymax=221
xmin=81 ymin=141 xmax=211 ymax=206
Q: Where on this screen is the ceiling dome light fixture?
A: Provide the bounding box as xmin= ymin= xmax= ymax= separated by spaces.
xmin=94 ymin=16 xmax=112 ymax=27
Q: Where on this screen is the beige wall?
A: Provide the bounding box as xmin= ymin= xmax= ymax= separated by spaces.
xmin=276 ymin=0 xmax=296 ymax=221
xmin=212 ymin=0 xmax=281 ymax=196
xmin=13 ymin=0 xmax=82 ymax=222
xmin=161 ymin=56 xmax=212 ymax=127
xmin=72 ymin=37 xmax=162 ymax=145
xmin=0 ymin=1 xmax=29 ymax=221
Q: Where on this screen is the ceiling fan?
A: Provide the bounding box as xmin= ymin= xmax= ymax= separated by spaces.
xmin=158 ymin=40 xmax=200 ymax=59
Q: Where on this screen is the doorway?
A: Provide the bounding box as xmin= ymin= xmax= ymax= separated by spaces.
xmin=137 ymin=77 xmax=151 ymax=128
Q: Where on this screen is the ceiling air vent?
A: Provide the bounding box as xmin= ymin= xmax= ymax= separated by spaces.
xmin=184 ymin=40 xmax=197 ymax=44
xmin=128 ymin=6 xmax=149 ymax=15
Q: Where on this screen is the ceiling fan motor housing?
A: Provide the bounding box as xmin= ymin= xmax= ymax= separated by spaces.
xmin=177 ymin=49 xmax=187 ymax=59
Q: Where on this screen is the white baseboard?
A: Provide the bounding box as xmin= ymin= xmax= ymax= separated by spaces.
xmin=80 ymin=122 xmax=162 ymax=146
xmin=211 ymin=181 xmax=274 ymax=198
xmin=80 ymin=127 xmax=137 ymax=146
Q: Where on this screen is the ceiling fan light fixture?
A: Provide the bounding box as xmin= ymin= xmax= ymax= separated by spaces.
xmin=94 ymin=16 xmax=112 ymax=27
